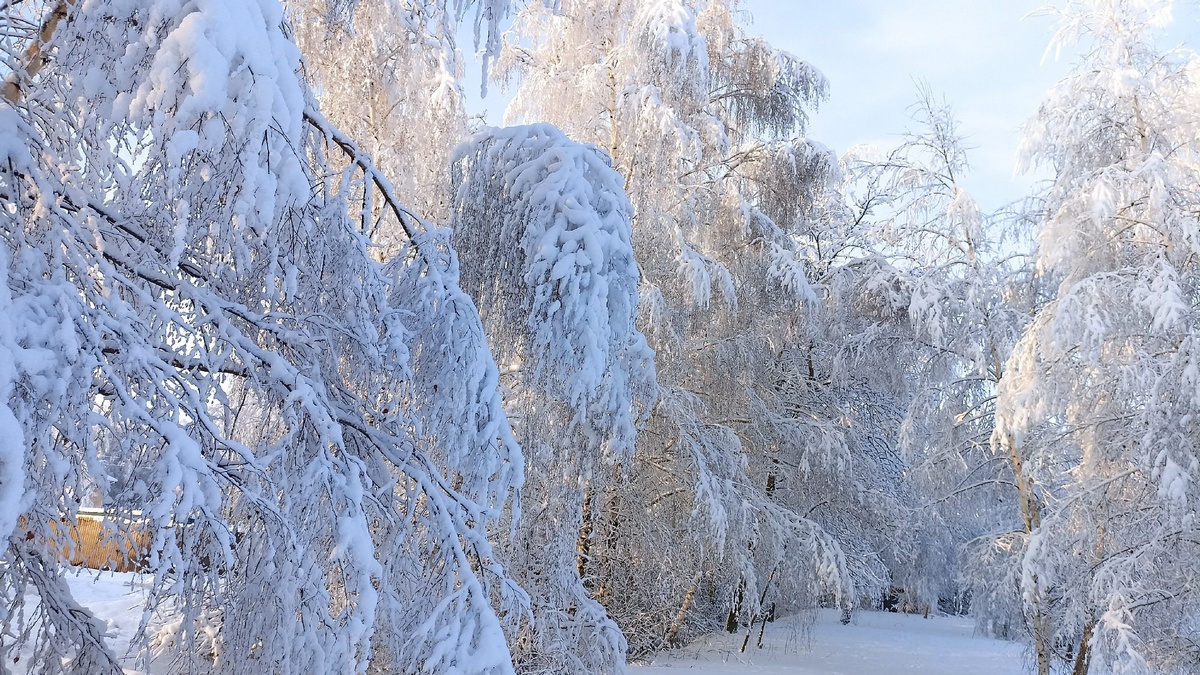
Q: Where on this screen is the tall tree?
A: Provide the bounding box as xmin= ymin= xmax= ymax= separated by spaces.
xmin=0 ymin=1 xmax=523 ymax=673
xmin=495 ymin=0 xmax=879 ymax=656
xmin=842 ymin=89 xmax=1039 ymax=623
xmin=997 ymin=1 xmax=1200 ymax=672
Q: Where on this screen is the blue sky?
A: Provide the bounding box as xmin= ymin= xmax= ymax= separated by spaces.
xmin=742 ymin=0 xmax=1200 ymax=210
xmin=466 ymin=1 xmax=1200 ymax=212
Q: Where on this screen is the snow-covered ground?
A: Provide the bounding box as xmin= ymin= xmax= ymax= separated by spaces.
xmin=9 ymin=570 xmax=153 ymax=674
xmin=632 ymin=609 xmax=1027 ymax=675
xmin=13 ymin=573 xmax=1026 ymax=675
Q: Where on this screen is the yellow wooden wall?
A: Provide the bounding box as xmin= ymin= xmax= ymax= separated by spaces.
xmin=47 ymin=516 xmax=149 ymax=573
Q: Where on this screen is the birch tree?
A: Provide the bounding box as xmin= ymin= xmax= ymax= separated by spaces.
xmin=496 ymin=0 xmax=875 ymax=654
xmin=0 ymin=1 xmax=523 ymax=673
xmin=997 ymin=1 xmax=1200 ymax=672
xmin=842 ymin=90 xmax=1040 ymax=623
xmin=450 ymin=123 xmax=656 ymax=675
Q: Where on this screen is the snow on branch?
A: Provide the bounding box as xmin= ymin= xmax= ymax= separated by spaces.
xmin=451 ymin=123 xmax=656 ymax=460
xmin=0 ymin=1 xmax=523 ymax=673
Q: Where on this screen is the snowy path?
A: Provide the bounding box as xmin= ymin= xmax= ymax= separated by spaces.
xmin=632 ymin=609 xmax=1026 ymax=675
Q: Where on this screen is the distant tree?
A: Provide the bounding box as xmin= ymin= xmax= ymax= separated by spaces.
xmin=0 ymin=1 xmax=523 ymax=673
xmin=842 ymin=89 xmax=1038 ymax=623
xmin=290 ymin=0 xmax=476 ymax=236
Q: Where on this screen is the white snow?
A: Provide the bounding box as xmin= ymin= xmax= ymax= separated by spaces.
xmin=14 ymin=573 xmax=1025 ymax=675
xmin=0 ymin=246 xmax=27 ymax=545
xmin=9 ymin=571 xmax=153 ymax=674
xmin=632 ymin=609 xmax=1025 ymax=675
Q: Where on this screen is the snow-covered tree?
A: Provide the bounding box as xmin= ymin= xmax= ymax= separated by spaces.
xmin=842 ymin=89 xmax=1039 ymax=623
xmin=449 ymin=123 xmax=656 ymax=674
xmin=289 ymin=0 xmax=478 ymax=237
xmin=495 ymin=0 xmax=876 ymax=654
xmin=996 ymin=1 xmax=1200 ymax=672
xmin=0 ymin=1 xmax=523 ymax=673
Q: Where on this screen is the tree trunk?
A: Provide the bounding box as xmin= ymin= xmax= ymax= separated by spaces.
xmin=740 ymin=569 xmax=776 ymax=653
xmin=1002 ymin=430 xmax=1051 ymax=675
xmin=577 ymin=480 xmax=594 ymax=582
xmin=663 ymin=568 xmax=702 ymax=648
xmin=726 ymin=578 xmax=745 ymax=633
xmin=1072 ymin=620 xmax=1094 ymax=675
xmin=1030 ymin=593 xmax=1052 ymax=675
xmin=596 ymin=465 xmax=622 ymax=603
